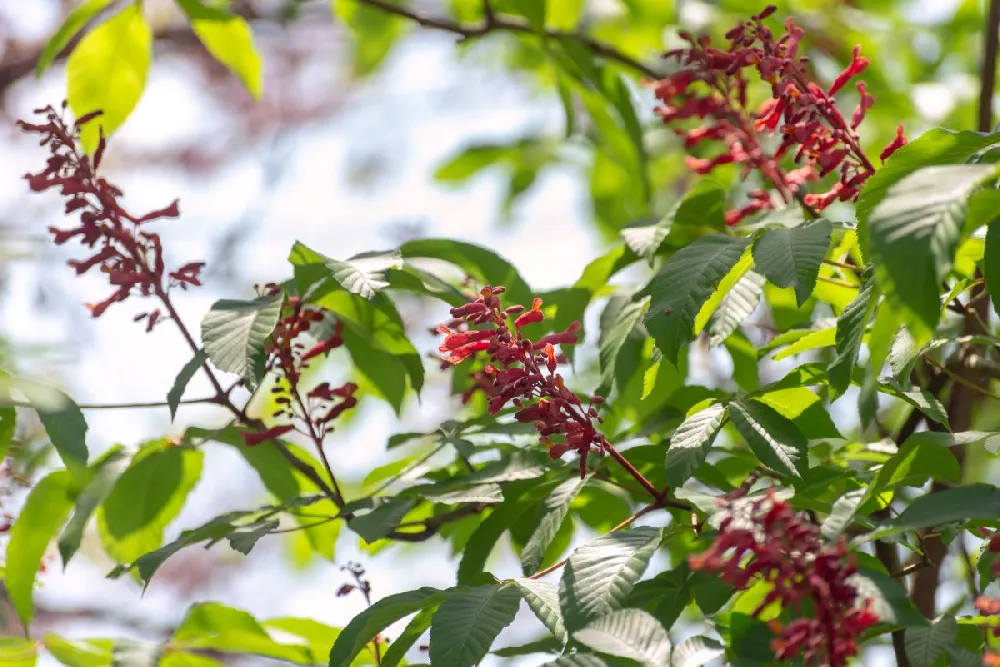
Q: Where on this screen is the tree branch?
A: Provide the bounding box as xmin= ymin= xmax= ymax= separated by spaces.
xmin=353 ymin=0 xmax=663 ymax=79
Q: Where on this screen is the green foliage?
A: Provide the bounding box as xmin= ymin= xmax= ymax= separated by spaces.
xmin=66 ymin=3 xmax=152 ymax=152
xmin=21 ymin=2 xmax=1000 ymax=665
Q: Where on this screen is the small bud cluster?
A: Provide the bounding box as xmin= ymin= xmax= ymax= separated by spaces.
xmin=18 ymin=104 xmax=204 ymax=328
xmin=690 ymin=489 xmax=877 ymax=667
xmin=434 ymin=286 xmax=606 ymax=477
xmin=653 ymin=5 xmax=906 ymax=225
xmin=241 ymin=284 xmax=357 ymax=447
xmin=972 ymin=556 xmax=1000 ymax=666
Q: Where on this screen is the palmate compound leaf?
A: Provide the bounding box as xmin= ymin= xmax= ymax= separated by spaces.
xmin=328 ymin=588 xmax=446 ymax=667
xmin=428 ymin=584 xmax=522 ymax=667
xmin=521 ymin=476 xmax=588 ymax=575
xmin=200 ymin=294 xmax=283 ymax=386
xmin=729 ymin=399 xmax=808 ymax=477
xmin=868 ymin=164 xmax=999 ymax=335
xmin=664 ymin=402 xmax=727 ymax=486
xmin=559 ymin=526 xmax=661 ymax=632
xmin=514 ymin=579 xmax=568 ymax=644
xmin=643 ymin=235 xmax=750 ymax=365
xmin=751 ymin=219 xmax=832 ymax=306
xmin=572 ymin=608 xmax=670 ymax=667
xmin=707 ymin=270 xmax=764 ymax=347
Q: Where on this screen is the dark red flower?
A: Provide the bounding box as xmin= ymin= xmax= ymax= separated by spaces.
xmin=690 ymin=489 xmax=877 ymax=667
xmin=652 ymin=6 xmax=905 ymax=225
xmin=433 ymin=286 xmax=605 ymax=478
xmin=18 ymin=105 xmax=204 ymax=328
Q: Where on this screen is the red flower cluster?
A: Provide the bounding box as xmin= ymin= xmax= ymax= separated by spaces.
xmin=18 ymin=104 xmax=204 ymax=329
xmin=653 ymin=5 xmax=906 ymax=225
xmin=242 ymin=285 xmax=357 ymax=447
xmin=434 ymin=286 xmax=605 ymax=477
xmin=690 ymin=489 xmax=877 ymax=667
xmin=973 ymin=559 xmax=1000 ymax=667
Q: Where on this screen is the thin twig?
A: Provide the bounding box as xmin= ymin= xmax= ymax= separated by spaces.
xmin=923 ymin=354 xmax=1000 ymax=401
xmin=7 ymin=396 xmax=220 ymax=410
xmin=821 ymin=258 xmax=862 ymax=274
xmin=817 ymin=275 xmax=858 ymax=290
xmin=354 ymin=0 xmax=663 ymax=79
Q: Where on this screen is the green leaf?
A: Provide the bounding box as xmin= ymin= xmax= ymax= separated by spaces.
xmin=0 ymin=406 xmax=14 ymax=463
xmin=35 ymin=388 xmax=90 ymax=478
xmin=729 ymin=400 xmax=808 ymax=476
xmin=540 ymin=655 xmax=610 ymax=667
xmin=771 ymin=327 xmax=837 ymax=361
xmin=820 ymin=489 xmax=865 ymax=541
xmin=325 ymin=250 xmax=404 ymax=300
xmin=348 ymin=497 xmax=415 ymax=543
xmin=671 ymin=636 xmax=725 ymax=667
xmin=6 ymin=470 xmax=75 ymax=629
xmin=173 ymin=602 xmax=312 ymax=663
xmin=37 ymin=0 xmax=114 ymax=77
xmin=492 ymin=636 xmax=564 ymax=657
xmin=58 ymin=448 xmax=129 ymax=565
xmin=498 ymin=0 xmax=546 ymax=29
xmin=572 ymin=609 xmax=670 ymax=667
xmin=382 ymin=605 xmax=438 ymax=667
xmin=857 ymin=128 xmax=1000 ymax=253
xmin=66 ymin=3 xmax=152 ymax=152
xmin=878 ymin=379 xmax=950 ymax=428
xmin=399 ymin=238 xmax=533 ymax=307
xmin=986 ymin=218 xmax=1000 ymax=316
xmin=289 ymin=242 xmax=424 ymax=401
xmin=853 ymin=567 xmax=928 ymax=628
xmin=513 ymin=579 xmax=567 ymax=644
xmin=752 ymin=220 xmax=832 ymax=306
xmin=328 ymin=588 xmax=445 ymax=667
xmin=905 ymin=615 xmax=957 ymax=667
xmin=521 ymin=476 xmax=587 ymax=575
xmin=644 ymin=235 xmax=750 ymax=364
xmin=865 ymin=431 xmax=962 ymax=504
xmin=890 ymin=484 xmax=1000 ymax=528
xmin=457 ymin=481 xmax=558 ymax=584
xmin=664 ymin=402 xmax=726 ymax=486
xmin=331 ymin=0 xmax=409 ymax=77
xmin=167 ymin=349 xmax=207 ymax=421
xmin=829 ymin=265 xmax=875 ymax=396
xmin=708 ymin=270 xmax=764 ymax=347
xmin=868 ymin=164 xmax=998 ymax=332
xmin=0 ymin=638 xmax=36 ymax=667
xmin=752 ymin=387 xmax=842 ymax=439
xmin=559 ymin=527 xmax=661 ymax=631
xmin=429 ymin=584 xmax=522 ymax=667
xmin=597 ymin=297 xmax=649 ymax=395
xmin=227 ymin=520 xmax=279 ymax=555
xmin=201 ymin=295 xmax=282 ymax=386
xmin=435 ymin=144 xmax=512 ymax=182
xmin=97 ymin=443 xmax=204 ymax=565
xmin=176 ymin=0 xmax=262 ymax=98
xmin=107 ymin=510 xmax=247 ymax=584
xmin=43 ymin=635 xmax=112 ymax=667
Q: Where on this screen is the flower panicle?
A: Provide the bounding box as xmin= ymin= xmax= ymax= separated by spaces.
xmin=690 ymin=489 xmax=877 ymax=667
xmin=240 ymin=285 xmax=358 ymax=447
xmin=653 ymin=5 xmax=906 ymax=226
xmin=433 ymin=285 xmax=606 ymax=477
xmin=18 ymin=104 xmax=205 ymax=327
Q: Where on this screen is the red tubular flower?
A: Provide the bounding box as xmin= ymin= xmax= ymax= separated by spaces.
xmin=433 ymin=286 xmax=606 ymax=478
xmin=690 ymin=489 xmax=877 ymax=667
xmin=18 ymin=104 xmax=204 ymax=327
xmin=241 ymin=424 xmax=295 ymax=447
xmin=652 ymin=6 xmax=905 ymax=225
